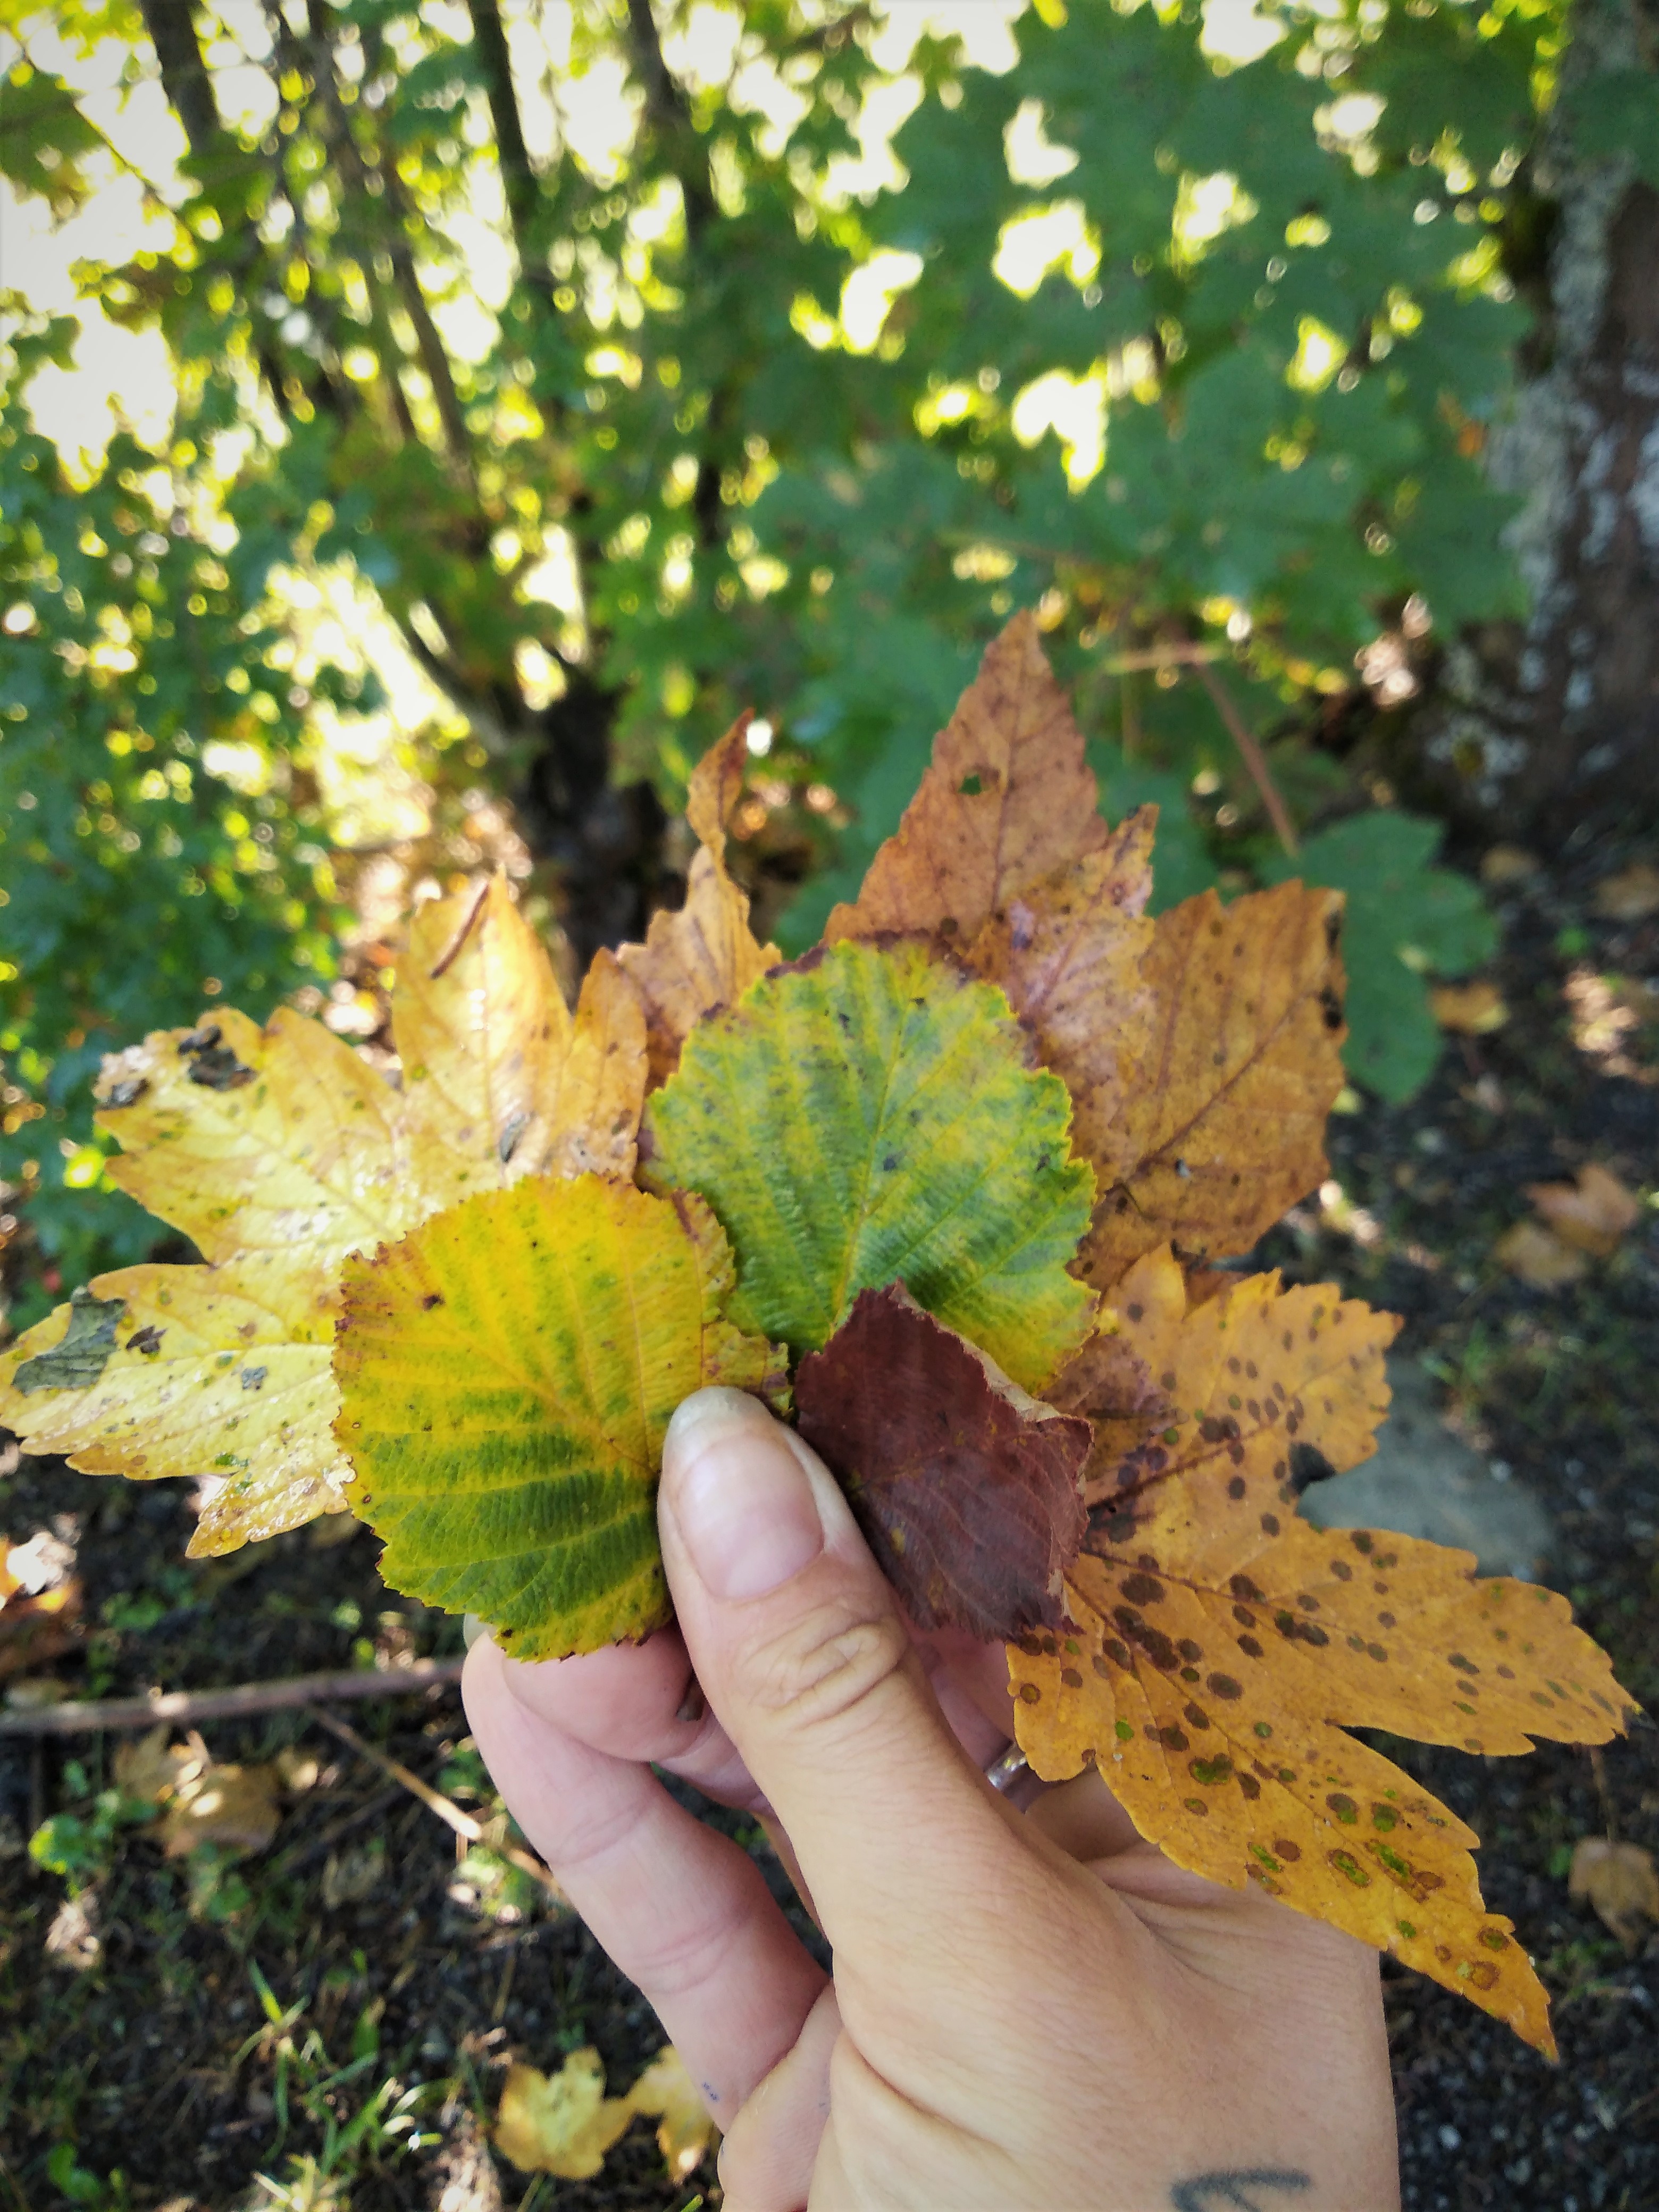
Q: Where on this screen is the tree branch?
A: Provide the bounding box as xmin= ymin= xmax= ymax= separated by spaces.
xmin=137 ymin=0 xmax=220 ymax=158
xmin=0 ymin=1658 xmax=465 ymax=1737
xmin=463 ymin=0 xmax=553 ymax=305
xmin=623 ymin=0 xmax=714 ymax=238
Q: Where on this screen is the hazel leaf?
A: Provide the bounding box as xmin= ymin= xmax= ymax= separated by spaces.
xmin=796 ymin=1285 xmax=1090 ymax=1639
xmin=334 ymin=1175 xmax=784 ymax=1660
xmin=1012 ymin=1249 xmax=1637 ymax=2052
xmin=825 ymin=610 xmax=1109 ymax=949
xmin=1076 ymin=883 xmax=1347 ymax=1289
xmin=644 ymin=937 xmax=1096 ymax=1391
xmin=618 ymin=718 xmax=780 ymax=1086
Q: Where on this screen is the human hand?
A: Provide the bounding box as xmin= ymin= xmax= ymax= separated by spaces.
xmin=463 ymin=1387 xmax=1401 ymax=2211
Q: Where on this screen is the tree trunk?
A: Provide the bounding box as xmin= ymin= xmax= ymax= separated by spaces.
xmin=1394 ymin=0 xmax=1659 ymax=842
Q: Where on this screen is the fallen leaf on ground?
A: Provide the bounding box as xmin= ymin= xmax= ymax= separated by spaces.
xmin=1429 ymin=979 xmax=1509 ymax=1034
xmin=1494 ymin=1219 xmax=1590 ymax=1288
xmin=624 ymin=2047 xmax=719 ymax=2180
xmin=826 ymin=609 xmax=1108 ymax=947
xmin=1524 ymin=1162 xmax=1641 ymax=1257
xmin=0 ymin=1546 xmax=81 ymax=1683
xmin=334 ymin=1176 xmax=782 ymax=1658
xmin=646 ymin=937 xmax=1096 ymax=1391
xmin=1076 ymin=884 xmax=1347 ymax=1289
xmin=161 ymin=1754 xmax=281 ymax=1856
xmin=795 ymin=1286 xmax=1090 ymax=1639
xmin=1479 ymin=847 xmax=1537 ymax=886
xmin=1592 ymin=861 xmax=1659 ymax=922
xmin=322 ymin=1838 xmax=386 ymax=1908
xmin=1011 ymin=1247 xmax=1634 ymax=2052
xmin=495 ymin=2051 xmax=633 ymax=2180
xmin=1568 ymin=1837 xmax=1659 ymax=1945
xmin=113 ymin=1724 xmax=196 ymax=1807
xmin=618 ymin=718 xmax=780 ymax=1085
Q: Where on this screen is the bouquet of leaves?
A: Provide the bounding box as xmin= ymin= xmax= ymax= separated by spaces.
xmin=2 ymin=616 xmax=1632 ymax=2054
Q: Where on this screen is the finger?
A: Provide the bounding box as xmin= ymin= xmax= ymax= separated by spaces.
xmin=497 ymin=1630 xmax=759 ymax=1808
xmin=1023 ymin=1762 xmax=1146 ymax=1862
xmin=657 ymin=1389 xmax=1029 ymax=1981
xmin=716 ymin=1981 xmax=842 ymax=2212
xmin=463 ymin=1633 xmax=826 ymax=2118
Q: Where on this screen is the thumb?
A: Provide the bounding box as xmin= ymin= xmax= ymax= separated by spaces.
xmin=658 ymin=1386 xmax=1020 ymax=1973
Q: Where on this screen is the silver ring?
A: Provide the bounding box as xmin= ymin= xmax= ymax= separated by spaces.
xmin=983 ymin=1742 xmax=1030 ymax=1794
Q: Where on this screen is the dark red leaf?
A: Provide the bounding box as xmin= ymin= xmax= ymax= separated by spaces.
xmin=794 ymin=1285 xmax=1092 ymax=1640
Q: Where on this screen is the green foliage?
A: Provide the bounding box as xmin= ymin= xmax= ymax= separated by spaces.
xmin=0 ymin=0 xmax=1597 ymax=1287
xmin=1261 ymin=810 xmax=1498 ymax=1101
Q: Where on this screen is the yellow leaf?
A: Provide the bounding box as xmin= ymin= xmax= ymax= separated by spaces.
xmin=160 ymin=1754 xmax=281 ymax=1857
xmin=334 ymin=1175 xmax=783 ymax=1658
xmin=0 ymin=1264 xmax=349 ymax=1558
xmin=113 ymin=1724 xmax=194 ymax=1808
xmin=1524 ymin=1162 xmax=1641 ymax=1257
xmin=495 ymin=2052 xmax=633 ymax=2180
xmin=826 ymin=609 xmax=1108 ymax=948
xmin=6 ymin=881 xmax=648 ymax=1552
xmin=1569 ymin=1837 xmax=1659 ymax=1946
xmin=1591 ymin=861 xmax=1659 ymax=921
xmin=1493 ymin=1219 xmax=1589 ymax=1288
xmin=397 ymin=877 xmax=644 ymax=1198
xmin=618 ymin=719 xmax=779 ymax=1085
xmin=1429 ymin=979 xmax=1508 ymax=1034
xmin=1014 ymin=1250 xmax=1636 ymax=2051
xmin=1077 ymin=883 xmax=1347 ymax=1288
xmin=625 ymin=2046 xmax=719 ymax=2180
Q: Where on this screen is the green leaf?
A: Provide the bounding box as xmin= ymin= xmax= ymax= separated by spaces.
xmin=1262 ymin=811 xmax=1498 ymax=1104
xmin=333 ymin=1176 xmax=782 ymax=1660
xmin=644 ymin=939 xmax=1097 ymax=1391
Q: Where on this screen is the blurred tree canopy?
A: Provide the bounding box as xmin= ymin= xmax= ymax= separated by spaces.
xmin=2 ymin=0 xmax=1656 ymax=1297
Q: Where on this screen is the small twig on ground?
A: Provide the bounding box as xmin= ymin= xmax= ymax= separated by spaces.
xmin=0 ymin=1657 xmax=466 ymax=1737
xmin=1191 ymin=659 xmax=1300 ymax=858
xmin=307 ymin=1704 xmax=565 ymax=1902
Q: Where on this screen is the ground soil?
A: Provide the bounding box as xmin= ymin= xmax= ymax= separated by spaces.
xmin=2 ymin=824 xmax=1656 ymax=2212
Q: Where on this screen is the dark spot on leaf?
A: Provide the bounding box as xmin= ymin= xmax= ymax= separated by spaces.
xmin=498 ymin=1109 xmax=531 ymax=1164
xmin=15 ymin=1287 xmax=128 ymax=1395
xmin=241 ymin=1365 xmax=267 ymax=1391
xmin=1238 ymin=1634 xmax=1264 ymax=1659
xmin=1326 ymin=1793 xmax=1359 ymax=1823
xmin=1260 ymin=1512 xmax=1280 ymax=1536
xmin=1119 ymin=1572 xmax=1164 ymax=1606
xmin=422 ymin=1293 xmax=445 ymax=1310
xmin=127 ymin=1325 xmax=164 ymax=1357
xmin=179 ymin=1023 xmax=256 ymax=1090
xmin=1227 ymin=1476 xmax=1246 ymax=1501
xmin=1206 ymin=1672 xmax=1243 ymax=1700
xmin=103 ymin=1077 xmax=149 ymax=1109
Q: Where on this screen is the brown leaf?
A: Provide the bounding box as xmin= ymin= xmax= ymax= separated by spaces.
xmin=1010 ymin=1247 xmax=1636 ymax=2052
xmin=1569 ymin=1837 xmax=1659 ymax=1945
xmin=618 ymin=719 xmax=779 ymax=1085
xmin=1592 ymin=861 xmax=1659 ymax=921
xmin=825 ymin=611 xmax=1108 ymax=948
xmin=1076 ymin=884 xmax=1347 ymax=1289
xmin=1429 ymin=980 xmax=1509 ymax=1035
xmin=1493 ymin=1219 xmax=1590 ymax=1288
xmin=968 ymin=812 xmax=1157 ymax=1164
xmin=794 ymin=1285 xmax=1090 ymax=1639
xmin=1524 ymin=1162 xmax=1641 ymax=1257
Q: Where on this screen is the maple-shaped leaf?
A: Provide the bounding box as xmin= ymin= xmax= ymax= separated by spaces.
xmin=1012 ymin=1249 xmax=1636 ymax=2050
xmin=0 ymin=879 xmax=648 ymax=1554
xmin=795 ymin=1285 xmax=1090 ymax=1639
xmin=0 ymin=1264 xmax=345 ymax=1556
xmin=1075 ymin=883 xmax=1347 ymax=1289
xmin=967 ymin=811 xmax=1156 ymax=1168
xmin=396 ymin=877 xmax=646 ymax=1199
xmin=495 ymin=2050 xmax=634 ymax=2181
xmin=825 ymin=611 xmax=1108 ymax=949
xmin=644 ymin=938 xmax=1096 ymax=1392
xmin=619 ymin=719 xmax=780 ymax=1085
xmin=333 ymin=1175 xmax=783 ymax=1659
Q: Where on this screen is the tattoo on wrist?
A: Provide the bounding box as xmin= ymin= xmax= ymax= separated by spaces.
xmin=1170 ymin=2171 xmax=1313 ymax=2211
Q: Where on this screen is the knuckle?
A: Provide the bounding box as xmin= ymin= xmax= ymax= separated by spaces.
xmin=736 ymin=1585 xmax=911 ymax=1736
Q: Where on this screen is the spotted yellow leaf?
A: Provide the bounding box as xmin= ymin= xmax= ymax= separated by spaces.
xmin=1012 ymin=1249 xmax=1636 ymax=2051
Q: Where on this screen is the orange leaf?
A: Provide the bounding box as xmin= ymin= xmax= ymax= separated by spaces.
xmin=1524 ymin=1162 xmax=1641 ymax=1258
xmin=824 ymin=611 xmax=1108 ymax=949
xmin=1013 ymin=1251 xmax=1636 ymax=2051
xmin=618 ymin=719 xmax=779 ymax=1085
xmin=1076 ymin=883 xmax=1347 ymax=1288
xmin=968 ymin=812 xmax=1157 ymax=1167
xmin=1429 ymin=979 xmax=1509 ymax=1035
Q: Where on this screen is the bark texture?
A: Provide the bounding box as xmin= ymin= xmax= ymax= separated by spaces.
xmin=1399 ymin=0 xmax=1659 ymax=840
